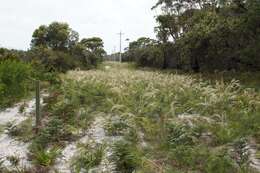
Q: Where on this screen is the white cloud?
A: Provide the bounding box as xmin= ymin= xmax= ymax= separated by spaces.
xmin=0 ymin=0 xmax=158 ymax=53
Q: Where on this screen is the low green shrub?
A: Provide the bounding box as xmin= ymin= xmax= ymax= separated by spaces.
xmin=0 ymin=60 xmax=32 ymax=108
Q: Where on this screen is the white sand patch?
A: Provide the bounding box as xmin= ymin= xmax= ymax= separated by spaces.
xmin=0 ymin=94 xmax=47 ymax=126
xmin=0 ymin=99 xmax=35 ymax=168
xmin=0 ymin=94 xmax=48 ymax=169
xmin=54 ymin=117 xmax=106 ymax=173
xmin=54 ymin=116 xmax=119 ymax=173
xmin=0 ymin=134 xmax=30 ymax=167
xmin=0 ymin=103 xmax=28 ymax=126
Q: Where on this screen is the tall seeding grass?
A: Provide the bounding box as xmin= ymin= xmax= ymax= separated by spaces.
xmin=66 ymin=62 xmax=260 ymax=173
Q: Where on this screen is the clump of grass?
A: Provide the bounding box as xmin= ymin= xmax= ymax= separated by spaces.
xmin=71 ymin=143 xmax=104 ymax=172
xmin=165 ymin=122 xmax=196 ymax=149
xmin=31 ymin=117 xmax=72 ymax=150
xmin=31 ymin=146 xmax=61 ymax=167
xmin=105 ymin=116 xmax=129 ymax=136
xmin=111 ymin=140 xmax=142 ymax=173
xmin=7 ymin=118 xmax=34 ymax=142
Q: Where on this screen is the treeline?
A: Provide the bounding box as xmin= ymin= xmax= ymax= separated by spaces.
xmin=124 ymin=0 xmax=260 ymax=72
xmin=0 ymin=22 xmax=106 ymax=108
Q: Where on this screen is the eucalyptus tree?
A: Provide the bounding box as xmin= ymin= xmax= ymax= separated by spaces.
xmin=31 ymin=22 xmax=79 ymax=51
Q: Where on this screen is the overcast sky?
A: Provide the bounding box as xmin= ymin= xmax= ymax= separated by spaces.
xmin=0 ymin=0 xmax=158 ymax=54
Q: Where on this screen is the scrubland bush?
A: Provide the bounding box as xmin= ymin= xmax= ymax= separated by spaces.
xmin=0 ymin=60 xmax=32 ymax=108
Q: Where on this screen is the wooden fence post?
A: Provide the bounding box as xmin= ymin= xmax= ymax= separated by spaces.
xmin=35 ymin=80 xmax=40 ymax=133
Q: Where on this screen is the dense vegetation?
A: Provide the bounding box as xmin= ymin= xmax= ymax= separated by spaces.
xmin=0 ymin=22 xmax=105 ymax=108
xmin=62 ymin=63 xmax=260 ymax=172
xmin=0 ymin=60 xmax=32 ymax=108
xmin=124 ymin=0 xmax=260 ymax=72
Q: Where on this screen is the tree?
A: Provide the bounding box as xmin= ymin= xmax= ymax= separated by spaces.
xmin=123 ymin=37 xmax=164 ymax=67
xmin=129 ymin=37 xmax=157 ymax=50
xmin=80 ymin=37 xmax=106 ymax=57
xmin=155 ymin=14 xmax=180 ymax=42
xmin=127 ymin=0 xmax=260 ymax=72
xmin=31 ymin=22 xmax=79 ymax=51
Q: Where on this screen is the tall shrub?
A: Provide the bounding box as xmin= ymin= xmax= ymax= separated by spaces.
xmin=0 ymin=60 xmax=32 ymax=108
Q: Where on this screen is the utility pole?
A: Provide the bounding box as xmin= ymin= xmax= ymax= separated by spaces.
xmin=117 ymin=31 xmax=124 ymax=62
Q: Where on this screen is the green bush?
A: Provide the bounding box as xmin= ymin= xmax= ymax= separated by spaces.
xmin=135 ymin=46 xmax=164 ymax=68
xmin=0 ymin=60 xmax=32 ymax=108
xmin=28 ymin=48 xmax=76 ymax=73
